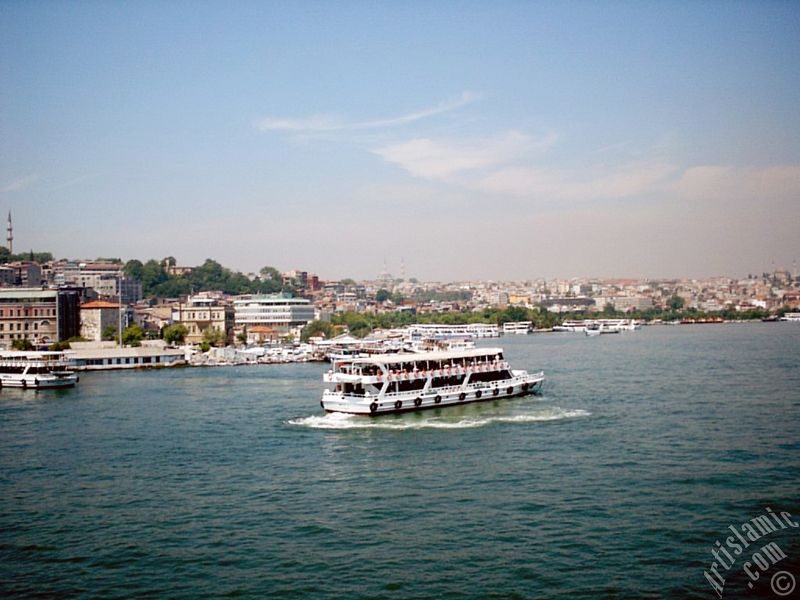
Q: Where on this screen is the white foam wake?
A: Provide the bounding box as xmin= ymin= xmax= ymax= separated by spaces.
xmin=287 ymin=407 xmax=590 ymax=430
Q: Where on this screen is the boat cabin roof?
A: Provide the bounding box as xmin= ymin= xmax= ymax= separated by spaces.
xmin=0 ymin=351 xmax=72 ymax=360
xmin=342 ymin=347 xmax=504 ymax=367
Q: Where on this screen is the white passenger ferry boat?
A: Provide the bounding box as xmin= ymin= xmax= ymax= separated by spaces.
xmin=502 ymin=321 xmax=532 ymax=335
xmin=321 ymin=347 xmax=544 ymax=415
xmin=552 ymin=320 xmax=587 ymax=332
xmin=405 ymin=323 xmax=500 ymax=340
xmin=0 ymin=351 xmax=79 ymax=389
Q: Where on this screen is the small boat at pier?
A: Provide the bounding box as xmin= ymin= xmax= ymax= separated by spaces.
xmin=0 ymin=351 xmax=79 ymax=389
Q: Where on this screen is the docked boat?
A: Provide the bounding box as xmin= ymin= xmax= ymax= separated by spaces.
xmin=321 ymin=347 xmax=544 ymax=415
xmin=584 ymin=323 xmax=620 ymax=336
xmin=555 ymin=318 xmax=640 ymax=333
xmin=552 ymin=320 xmax=587 ymax=333
xmin=0 ymin=351 xmax=79 ymax=389
xmin=405 ymin=323 xmax=500 ymax=340
xmin=502 ymin=321 xmax=532 ymax=335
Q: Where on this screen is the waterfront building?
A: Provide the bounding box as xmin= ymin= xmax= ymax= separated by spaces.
xmin=80 ymin=300 xmax=122 ymax=342
xmin=233 ymin=294 xmax=315 ymax=337
xmin=0 ymin=287 xmax=80 ymax=348
xmin=68 ymin=340 xmax=186 ymax=370
xmin=173 ymin=295 xmax=234 ymax=345
xmin=244 ymin=325 xmax=280 ymax=345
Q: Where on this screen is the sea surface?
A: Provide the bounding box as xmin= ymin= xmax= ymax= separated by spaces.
xmin=1 ymin=324 xmax=799 ymax=599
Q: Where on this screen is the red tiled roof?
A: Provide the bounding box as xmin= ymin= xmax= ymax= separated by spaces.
xmin=81 ymin=300 xmax=121 ymax=310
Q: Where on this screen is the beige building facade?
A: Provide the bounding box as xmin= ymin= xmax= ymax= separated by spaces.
xmin=0 ymin=288 xmax=59 ymax=348
xmin=173 ymin=296 xmax=234 ymax=345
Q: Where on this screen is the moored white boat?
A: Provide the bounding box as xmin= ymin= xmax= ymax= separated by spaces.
xmin=321 ymin=347 xmax=544 ymax=415
xmin=502 ymin=321 xmax=532 ymax=335
xmin=0 ymin=351 xmax=79 ymax=389
xmin=552 ymin=320 xmax=587 ymax=332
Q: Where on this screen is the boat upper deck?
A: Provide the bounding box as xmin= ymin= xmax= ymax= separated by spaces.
xmin=0 ymin=351 xmax=73 ymax=367
xmin=336 ymin=347 xmax=504 ymax=368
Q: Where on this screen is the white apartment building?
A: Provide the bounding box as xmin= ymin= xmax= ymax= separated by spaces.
xmin=233 ymin=295 xmax=315 ymax=335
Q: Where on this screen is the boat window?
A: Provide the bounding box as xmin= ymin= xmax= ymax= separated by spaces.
xmin=397 ymin=379 xmax=426 ymax=392
xmin=431 ymin=375 xmax=466 ymax=388
xmin=469 ymin=371 xmax=508 ymax=383
xmin=343 ymin=383 xmax=366 ymax=396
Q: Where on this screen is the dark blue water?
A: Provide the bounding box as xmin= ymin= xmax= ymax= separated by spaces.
xmin=2 ymin=324 xmax=799 ymax=598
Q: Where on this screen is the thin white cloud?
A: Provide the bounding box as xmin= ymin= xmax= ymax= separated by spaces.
xmin=373 ymin=130 xmax=557 ymax=180
xmin=48 ymin=174 xmax=96 ymax=191
xmin=255 ymin=91 xmax=477 ymax=132
xmin=592 ymin=140 xmax=630 ymax=154
xmin=477 ymin=162 xmax=678 ymax=201
xmin=1 ymin=175 xmax=39 ymax=193
xmin=671 ymin=165 xmax=800 ymax=202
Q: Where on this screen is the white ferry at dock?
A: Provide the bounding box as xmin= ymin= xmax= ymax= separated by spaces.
xmin=0 ymin=351 xmax=79 ymax=389
xmin=321 ymin=347 xmax=544 ymax=415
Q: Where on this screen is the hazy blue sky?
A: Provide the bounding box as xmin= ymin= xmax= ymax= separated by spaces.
xmin=2 ymin=1 xmax=799 ymax=280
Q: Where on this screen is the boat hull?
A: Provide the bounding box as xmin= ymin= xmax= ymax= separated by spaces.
xmin=321 ymin=372 xmax=544 ymax=415
xmin=0 ymin=374 xmax=78 ymax=389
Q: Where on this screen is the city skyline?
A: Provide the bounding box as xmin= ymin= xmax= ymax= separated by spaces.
xmin=1 ymin=2 xmax=799 ymax=281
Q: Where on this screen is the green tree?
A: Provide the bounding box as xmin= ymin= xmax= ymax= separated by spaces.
xmin=124 ymin=259 xmax=144 ymax=280
xmin=102 ymin=325 xmax=118 ymax=341
xmin=199 ymin=341 xmax=211 ymax=352
xmin=163 ymin=323 xmax=188 ymax=345
xmin=140 ymin=259 xmax=167 ymax=293
xmin=12 ymin=250 xmax=54 ymax=263
xmin=258 ymin=266 xmax=283 ymax=293
xmin=348 ymin=321 xmax=372 ymax=338
xmin=301 ymin=320 xmax=335 ymax=341
xmin=122 ymin=324 xmax=145 ymax=347
xmin=668 ymin=295 xmax=686 ymax=311
xmin=202 ymin=327 xmax=227 ymax=347
xmin=49 ymin=336 xmax=87 ymax=351
xmin=11 ymin=338 xmax=34 ymax=351
xmin=375 ymin=289 xmax=391 ymax=303
xmin=499 ymin=306 xmax=530 ymax=324
xmin=602 ymin=303 xmax=618 ymax=317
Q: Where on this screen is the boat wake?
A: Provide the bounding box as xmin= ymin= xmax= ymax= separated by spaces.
xmin=287 ymin=407 xmax=590 ymax=430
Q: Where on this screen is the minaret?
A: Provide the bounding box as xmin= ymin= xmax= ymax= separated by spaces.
xmin=6 ymin=211 xmax=12 ymax=255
